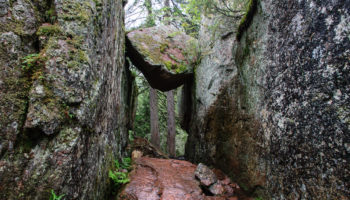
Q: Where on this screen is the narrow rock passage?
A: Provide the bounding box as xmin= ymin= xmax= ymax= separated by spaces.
xmin=118 ymin=157 xmax=252 ymax=200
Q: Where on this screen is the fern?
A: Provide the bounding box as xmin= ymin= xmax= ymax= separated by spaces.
xmin=121 ymin=157 xmax=132 ymax=170
xmin=109 ymin=170 xmax=130 ymax=184
xmin=109 ymin=157 xmax=132 ymax=185
xmin=21 ymin=53 xmax=39 ymax=71
xmin=49 ymin=190 xmax=65 ymax=200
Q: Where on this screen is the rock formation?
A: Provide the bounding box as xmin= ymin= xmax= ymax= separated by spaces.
xmin=126 ymin=25 xmax=196 ymax=92
xmin=184 ymin=0 xmax=349 ymax=199
xmin=0 ymin=0 xmax=136 ymax=199
xmin=0 ymin=0 xmax=348 ymax=199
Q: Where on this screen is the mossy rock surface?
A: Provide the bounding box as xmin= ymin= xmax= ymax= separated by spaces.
xmin=127 ymin=25 xmax=198 ymax=74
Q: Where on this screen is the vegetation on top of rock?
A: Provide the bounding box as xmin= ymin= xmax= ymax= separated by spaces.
xmin=127 ymin=25 xmax=198 ymax=74
xmin=20 ymin=53 xmax=47 ymax=81
xmin=36 ymin=24 xmax=61 ymax=37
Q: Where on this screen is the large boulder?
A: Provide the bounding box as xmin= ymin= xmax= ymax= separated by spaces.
xmin=0 ymin=0 xmax=135 ymax=199
xmin=126 ymin=25 xmax=198 ymax=91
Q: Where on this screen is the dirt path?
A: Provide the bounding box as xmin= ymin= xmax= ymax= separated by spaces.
xmin=117 ymin=157 xmax=252 ymax=200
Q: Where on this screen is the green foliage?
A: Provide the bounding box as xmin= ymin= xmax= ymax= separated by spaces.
xmin=109 ymin=158 xmax=132 ymax=185
xmin=45 ymin=7 xmax=57 ymax=23
xmin=255 ymin=197 xmax=263 ymax=200
xmin=21 ymin=54 xmax=40 ymax=72
xmin=160 ymin=43 xmax=169 ymax=53
xmin=175 ymin=64 xmax=187 ymax=73
xmin=20 ymin=53 xmax=47 ymax=80
xmin=128 ymin=130 xmax=135 ymax=142
xmin=164 ymin=60 xmax=173 ymax=70
xmin=109 ymin=170 xmax=130 ymax=184
xmin=133 ymin=80 xmax=150 ymax=138
xmin=36 ymin=25 xmax=61 ymax=37
xmin=143 ymin=0 xmax=156 ymax=28
xmin=181 ymin=0 xmax=201 ymax=31
xmin=49 ymin=190 xmax=65 ymax=200
xmin=121 ymin=157 xmax=132 ymax=169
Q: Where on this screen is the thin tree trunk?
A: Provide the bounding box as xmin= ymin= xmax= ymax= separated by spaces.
xmin=164 ymin=0 xmax=176 ymax=157
xmin=166 ymin=90 xmax=176 ymax=157
xmin=150 ymin=87 xmax=160 ymax=148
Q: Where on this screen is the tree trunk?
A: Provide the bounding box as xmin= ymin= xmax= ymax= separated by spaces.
xmin=150 ymin=87 xmax=160 ymax=148
xmin=166 ymin=90 xmax=176 ymax=157
xmin=164 ymin=0 xmax=176 ymax=157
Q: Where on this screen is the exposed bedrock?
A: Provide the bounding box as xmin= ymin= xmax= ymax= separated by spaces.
xmin=183 ymin=0 xmax=349 ymax=199
xmin=126 ymin=25 xmax=196 ymax=92
xmin=0 ymin=0 xmax=135 ymax=199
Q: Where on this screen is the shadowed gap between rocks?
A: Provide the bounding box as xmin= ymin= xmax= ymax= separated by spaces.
xmin=125 ymin=36 xmax=193 ymax=92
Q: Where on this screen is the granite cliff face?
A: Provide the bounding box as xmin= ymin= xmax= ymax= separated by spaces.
xmin=184 ymin=0 xmax=349 ymax=199
xmin=0 ymin=0 xmax=135 ymax=199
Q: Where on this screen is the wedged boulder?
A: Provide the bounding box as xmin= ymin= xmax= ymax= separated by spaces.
xmin=126 ymin=25 xmax=198 ymax=91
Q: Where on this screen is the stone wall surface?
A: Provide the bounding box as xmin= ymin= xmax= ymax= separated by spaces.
xmin=0 ymin=0 xmax=134 ymax=199
xmin=185 ymin=0 xmax=349 ymax=199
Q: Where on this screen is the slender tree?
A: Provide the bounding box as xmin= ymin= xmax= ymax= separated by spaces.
xmin=150 ymin=87 xmax=160 ymax=148
xmin=143 ymin=0 xmax=161 ymax=148
xmin=163 ymin=0 xmax=177 ymax=157
xmin=166 ymin=90 xmax=176 ymax=157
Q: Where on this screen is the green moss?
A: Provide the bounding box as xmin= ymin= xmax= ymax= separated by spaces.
xmin=67 ymin=61 xmax=80 ymax=69
xmin=1 ymin=18 xmax=25 ymax=35
xmin=61 ymin=1 xmax=90 ymax=23
xmin=168 ymin=53 xmax=181 ymax=63
xmin=44 ymin=4 xmax=57 ymax=23
xmin=175 ymin=64 xmax=187 ymax=73
xmin=160 ymin=43 xmax=169 ymax=53
xmin=167 ymin=31 xmax=182 ymax=38
xmin=132 ymin=32 xmax=192 ymax=74
xmin=236 ymin=0 xmax=258 ymax=41
xmin=20 ymin=53 xmax=48 ymax=80
xmin=78 ymin=50 xmax=89 ymax=63
xmin=134 ymin=34 xmax=164 ymax=64
xmin=66 ymin=35 xmax=84 ymax=48
xmin=36 ymin=24 xmax=61 ymax=37
xmin=164 ymin=61 xmax=173 ymax=70
xmin=93 ymin=0 xmax=103 ymax=7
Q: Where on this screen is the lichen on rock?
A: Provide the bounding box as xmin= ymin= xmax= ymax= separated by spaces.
xmin=0 ymin=0 xmax=136 ymax=199
xmin=127 ymin=25 xmax=198 ymax=74
xmin=126 ymin=25 xmax=197 ymax=91
xmin=184 ymin=0 xmax=350 ymax=199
